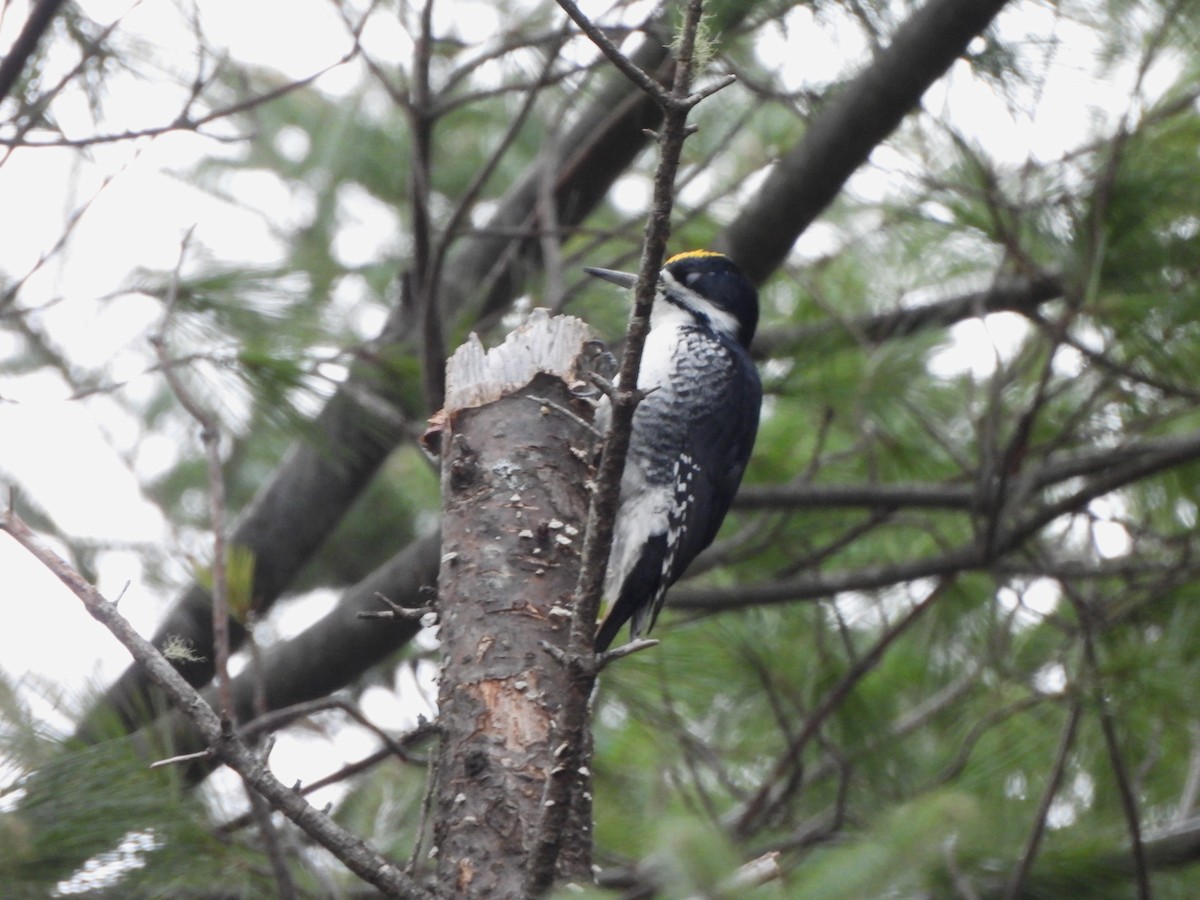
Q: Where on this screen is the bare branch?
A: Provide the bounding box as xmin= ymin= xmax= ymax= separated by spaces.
xmin=217 ymin=716 xmax=436 ymax=834
xmin=734 ymin=481 xmax=975 ymax=512
xmin=0 ymin=51 xmax=358 ymax=149
xmin=677 ymin=429 xmax=1200 ymax=613
xmin=149 ymin=232 xmax=237 ymax=722
xmin=730 ymin=578 xmax=952 ymax=837
xmin=0 ymin=510 xmax=425 ymax=898
xmin=247 ymin=785 xmax=299 ymax=899
xmin=719 ymin=0 xmax=1014 ymax=281
xmin=0 ymin=0 xmax=67 ymax=105
xmin=1004 ymin=700 xmax=1084 ymax=900
xmin=751 ymin=272 xmax=1064 ymax=358
xmin=1061 ymin=578 xmax=1151 ymax=900
xmin=554 ymin=0 xmax=670 ymax=106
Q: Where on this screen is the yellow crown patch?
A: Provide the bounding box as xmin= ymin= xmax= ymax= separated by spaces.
xmin=665 ymin=249 xmax=726 ymax=265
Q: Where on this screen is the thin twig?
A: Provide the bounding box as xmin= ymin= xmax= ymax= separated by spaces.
xmin=0 ymin=48 xmax=360 ymax=149
xmin=553 ymin=0 xmax=670 ymax=105
xmin=239 ymin=697 xmax=432 ymax=766
xmin=247 ymin=786 xmax=300 ymax=899
xmin=149 ymin=235 xmax=301 ymax=894
xmin=1003 ymin=699 xmax=1084 ymax=900
xmin=149 ymin=748 xmax=212 ymax=769
xmin=218 ymin=720 xmax=435 ymax=834
xmin=149 ymin=231 xmax=236 ymax=723
xmin=1060 ymin=578 xmax=1152 ymax=899
xmin=357 ymin=591 xmax=433 ymax=622
xmin=731 ymin=578 xmax=953 ymax=837
xmin=596 ymin=638 xmax=659 ymax=668
xmin=1176 ymin=723 xmax=1200 ymax=825
xmin=427 ymin=26 xmax=570 ymax=285
xmin=407 ymin=747 xmax=439 ymax=876
xmin=1 ymin=154 xmax=136 ymax=313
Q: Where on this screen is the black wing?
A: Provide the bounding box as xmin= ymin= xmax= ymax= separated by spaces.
xmin=661 ymin=338 xmax=761 ymax=593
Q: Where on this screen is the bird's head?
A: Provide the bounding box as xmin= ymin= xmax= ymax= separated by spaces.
xmin=584 ymin=250 xmax=759 ymax=347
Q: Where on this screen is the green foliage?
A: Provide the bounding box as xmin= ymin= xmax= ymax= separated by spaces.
xmin=0 ymin=733 xmax=269 ymax=896
xmin=6 ymin=0 xmax=1200 ymax=896
xmin=793 ymin=792 xmax=980 ymax=898
xmin=195 ymin=544 xmax=256 ymax=622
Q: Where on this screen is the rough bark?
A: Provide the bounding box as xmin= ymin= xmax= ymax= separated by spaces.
xmin=431 ymin=312 xmax=597 ymax=897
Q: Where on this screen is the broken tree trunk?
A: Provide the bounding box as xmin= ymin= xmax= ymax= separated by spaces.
xmin=431 ymin=310 xmax=598 ymax=897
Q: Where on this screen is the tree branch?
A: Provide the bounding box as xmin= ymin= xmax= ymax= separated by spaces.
xmin=730 ymin=578 xmax=952 ymax=837
xmin=149 ymin=234 xmax=238 ymax=722
xmin=127 ymin=533 xmax=440 ymax=785
xmin=553 ymin=0 xmax=670 ymax=105
xmin=718 ymin=0 xmax=1014 ymax=282
xmin=678 ymin=428 xmax=1200 ymax=613
xmin=734 ymin=481 xmax=976 ymax=512
xmin=751 ymin=272 xmax=1064 ymax=358
xmin=1004 ymin=700 xmax=1083 ymax=900
xmin=0 ymin=510 xmax=425 ymax=899
xmin=1062 ymin=579 xmax=1151 ymax=900
xmin=0 ymin=0 xmax=66 ymax=105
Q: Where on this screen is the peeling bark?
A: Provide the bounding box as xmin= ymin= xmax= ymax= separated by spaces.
xmin=432 ymin=311 xmax=597 ymax=897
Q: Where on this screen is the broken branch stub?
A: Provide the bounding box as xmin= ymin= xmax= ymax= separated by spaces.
xmin=432 ymin=310 xmax=599 ymax=897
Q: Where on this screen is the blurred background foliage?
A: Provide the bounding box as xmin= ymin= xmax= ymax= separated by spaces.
xmin=4 ymin=0 xmax=1200 ymax=895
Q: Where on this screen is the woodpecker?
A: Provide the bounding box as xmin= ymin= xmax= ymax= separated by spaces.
xmin=585 ymin=250 xmax=762 ymax=652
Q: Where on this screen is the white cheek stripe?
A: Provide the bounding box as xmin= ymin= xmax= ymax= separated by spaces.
xmin=660 ymin=270 xmax=739 ymax=338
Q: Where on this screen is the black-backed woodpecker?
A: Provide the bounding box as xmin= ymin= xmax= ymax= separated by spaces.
xmin=585 ymin=250 xmax=762 ymax=651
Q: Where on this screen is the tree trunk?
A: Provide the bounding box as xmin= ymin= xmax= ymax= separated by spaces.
xmin=432 ymin=311 xmax=598 ymax=897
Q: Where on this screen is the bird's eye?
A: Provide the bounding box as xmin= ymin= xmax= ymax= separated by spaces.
xmin=685 ymin=272 xmax=702 ymax=285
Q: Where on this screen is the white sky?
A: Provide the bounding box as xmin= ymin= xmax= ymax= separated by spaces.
xmin=0 ymin=0 xmax=1167 ymax=772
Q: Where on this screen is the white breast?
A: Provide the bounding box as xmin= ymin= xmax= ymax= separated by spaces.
xmin=635 ymin=298 xmax=690 ymax=391
xmin=599 ymin=299 xmax=689 ymax=600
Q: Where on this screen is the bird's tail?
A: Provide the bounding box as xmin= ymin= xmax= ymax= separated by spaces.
xmin=593 ymin=610 xmax=625 ymax=653
xmin=593 ymin=532 xmax=669 ymax=651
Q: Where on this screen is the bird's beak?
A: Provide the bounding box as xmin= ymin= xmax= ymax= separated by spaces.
xmin=583 ymin=266 xmax=638 ymax=290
